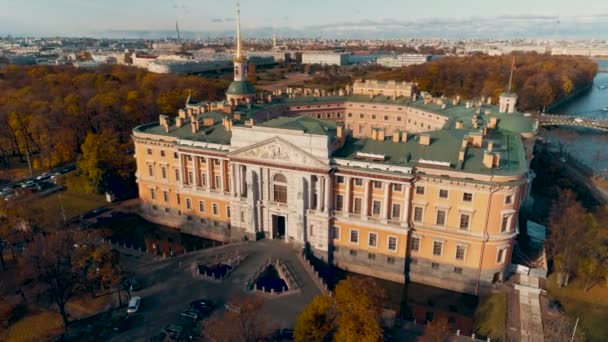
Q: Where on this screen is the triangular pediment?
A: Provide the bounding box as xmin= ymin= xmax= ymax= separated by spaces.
xmin=229 ymin=137 xmax=328 ymax=169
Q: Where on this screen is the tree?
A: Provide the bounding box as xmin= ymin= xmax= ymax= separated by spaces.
xmin=546 ymin=189 xmax=590 ymax=287
xmin=420 ymin=317 xmax=450 ymax=342
xmin=21 ymin=230 xmax=84 ymax=334
xmin=203 ymin=296 xmax=276 ymax=342
xmin=295 ymin=276 xmax=386 ymax=342
xmin=294 ymin=295 xmax=335 ymax=342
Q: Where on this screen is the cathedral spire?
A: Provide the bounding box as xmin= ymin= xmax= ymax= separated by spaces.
xmin=235 ymin=2 xmax=245 ymax=62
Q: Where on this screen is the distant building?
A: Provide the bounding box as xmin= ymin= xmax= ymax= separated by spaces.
xmin=376 ymin=54 xmax=431 ymax=67
xmin=302 ymin=52 xmax=349 ymax=66
xmin=147 ymin=59 xmax=231 ymax=74
xmin=352 ymin=79 xmax=417 ymax=99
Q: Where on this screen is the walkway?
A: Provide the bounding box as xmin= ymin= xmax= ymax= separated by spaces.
xmin=514 ymin=275 xmax=544 ymax=342
xmin=110 ymin=239 xmax=321 ymax=341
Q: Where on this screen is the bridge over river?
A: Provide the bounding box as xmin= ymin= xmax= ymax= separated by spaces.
xmin=536 ymin=114 xmax=608 ymax=131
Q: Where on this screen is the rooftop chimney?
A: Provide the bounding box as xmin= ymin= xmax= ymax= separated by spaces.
xmin=468 ymin=132 xmax=483 ymax=147
xmin=191 ymin=118 xmax=200 ymax=133
xmin=371 ymin=128 xmax=379 ymax=141
xmin=401 ymin=132 xmax=408 ymax=142
xmin=488 ymin=117 xmax=498 ymax=129
xmin=487 ymin=140 xmax=494 ymax=152
xmin=178 ymin=109 xmax=187 ymax=119
xmin=455 ymin=120 xmax=464 ymax=129
xmin=203 ymin=117 xmax=214 ymax=126
xmin=377 ymin=129 xmax=385 ymax=141
xmin=159 ymin=115 xmax=170 ymax=132
xmin=176 ymin=117 xmax=185 ymax=128
xmin=419 ymin=133 xmax=431 ymax=146
xmin=392 ymin=130 xmax=401 ymax=143
xmin=461 ymin=138 xmax=468 ymax=148
xmin=483 ymin=151 xmax=500 ymax=169
xmin=459 ymin=147 xmax=466 ymax=162
xmin=246 ymin=118 xmax=255 ymax=127
xmin=337 ymin=123 xmax=344 ymax=139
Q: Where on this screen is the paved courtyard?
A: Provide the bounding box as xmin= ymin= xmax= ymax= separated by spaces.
xmin=110 ymin=239 xmax=322 ymax=341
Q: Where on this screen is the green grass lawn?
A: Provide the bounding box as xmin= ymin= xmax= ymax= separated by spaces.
xmin=32 ymin=189 xmax=107 ymax=219
xmin=546 ymin=274 xmax=608 ymax=342
xmin=474 ymin=292 xmax=506 ymax=341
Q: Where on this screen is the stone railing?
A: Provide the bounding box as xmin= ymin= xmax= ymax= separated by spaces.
xmin=299 ymin=250 xmax=331 ymax=295
xmin=245 ymin=257 xmax=300 ymax=297
xmin=195 ymin=250 xmax=246 ymax=281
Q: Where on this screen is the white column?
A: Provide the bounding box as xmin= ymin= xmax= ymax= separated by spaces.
xmin=230 ymin=163 xmax=237 ymax=197
xmin=206 ymin=158 xmax=212 ymax=189
xmin=316 ymin=176 xmax=322 ymax=211
xmin=237 ymin=164 xmax=242 ymax=196
xmin=363 ymin=179 xmax=371 ymax=218
xmin=402 ymin=183 xmax=411 ymax=227
xmin=381 ymin=182 xmax=390 ymax=221
xmin=191 ymin=155 xmax=197 ymax=186
xmin=344 ymin=177 xmax=351 ymax=214
xmin=219 ymin=160 xmax=226 ymax=192
xmin=323 ymin=176 xmax=331 ymax=214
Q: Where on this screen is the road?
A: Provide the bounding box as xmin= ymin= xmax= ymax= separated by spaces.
xmin=110 ymin=239 xmax=322 ymax=341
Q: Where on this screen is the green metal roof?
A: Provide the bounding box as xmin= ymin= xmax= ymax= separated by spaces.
xmin=333 ymin=128 xmax=527 ymax=176
xmin=133 ymin=111 xmax=232 ymax=145
xmin=258 ymin=115 xmax=337 ymax=135
xmin=226 ymin=80 xmax=256 ymax=95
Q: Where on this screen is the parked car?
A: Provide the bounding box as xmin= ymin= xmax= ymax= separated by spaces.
xmin=127 ymin=296 xmax=141 ymax=314
xmin=36 ymin=172 xmax=52 ymax=180
xmin=128 ymin=279 xmax=141 ymax=292
xmin=190 ymin=299 xmax=214 ymax=309
xmin=162 ymin=324 xmax=184 ymax=340
xmin=20 ymin=180 xmax=35 ymax=188
xmin=180 ymin=309 xmax=200 ymax=321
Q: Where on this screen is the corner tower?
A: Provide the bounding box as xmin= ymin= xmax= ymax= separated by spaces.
xmin=226 ymin=3 xmax=256 ymax=105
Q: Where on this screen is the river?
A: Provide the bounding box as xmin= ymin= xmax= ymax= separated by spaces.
xmin=543 ymin=59 xmax=608 ymax=174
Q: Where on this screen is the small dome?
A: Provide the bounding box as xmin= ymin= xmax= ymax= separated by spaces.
xmin=226 ymin=80 xmax=256 ymax=95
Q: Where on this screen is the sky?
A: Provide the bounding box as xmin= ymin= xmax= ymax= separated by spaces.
xmin=2 ymin=0 xmax=608 ymax=39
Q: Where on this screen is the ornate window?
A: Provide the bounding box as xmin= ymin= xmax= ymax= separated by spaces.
xmin=272 ymin=173 xmax=288 ymax=203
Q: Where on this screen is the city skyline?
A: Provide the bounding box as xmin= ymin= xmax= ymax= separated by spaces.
xmin=2 ymin=0 xmax=608 ymax=39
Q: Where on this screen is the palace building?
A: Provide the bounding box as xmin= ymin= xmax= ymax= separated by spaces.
xmin=132 ymin=6 xmax=537 ymax=295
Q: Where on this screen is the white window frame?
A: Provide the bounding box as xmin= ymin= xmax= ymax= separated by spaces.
xmin=372 ymin=200 xmax=382 ymax=216
xmin=435 ymin=209 xmax=447 ymax=226
xmin=163 ymin=190 xmax=169 ymax=203
xmin=462 ymin=192 xmax=473 ymax=202
xmin=387 ymin=236 xmax=398 ymax=252
xmin=186 ymin=197 xmax=192 ymax=210
xmin=392 ymin=184 xmax=403 ymax=192
xmin=410 ymin=236 xmax=421 ymax=252
xmin=413 ymin=206 xmax=424 ymax=223
xmin=416 ymin=185 xmax=425 ymax=195
xmin=497 ymin=247 xmax=508 ymax=264
xmin=354 ymin=178 xmax=363 ymax=186
xmin=391 ymin=203 xmax=401 ymax=220
xmin=432 ymin=241 xmax=443 ymax=256
xmin=198 ymin=200 xmax=205 ymax=212
xmin=212 ymin=203 xmax=219 ymax=216
xmin=226 ymin=206 xmax=231 ymax=218
xmin=349 ymin=229 xmax=359 ymax=245
xmin=439 ymin=189 xmax=449 ymax=199
xmin=368 ymin=232 xmax=378 ymax=248
xmin=455 ymin=245 xmax=467 ymax=261
xmin=459 ymin=213 xmax=471 ymax=230
xmin=505 ymin=194 xmax=514 ymax=205
xmin=501 ymin=214 xmax=514 ymax=233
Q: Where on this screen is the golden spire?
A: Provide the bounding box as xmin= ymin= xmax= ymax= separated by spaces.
xmin=235 ymin=2 xmax=245 ymax=62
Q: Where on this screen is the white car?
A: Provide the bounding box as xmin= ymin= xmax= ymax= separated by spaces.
xmin=127 ymin=296 xmax=141 ymax=314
